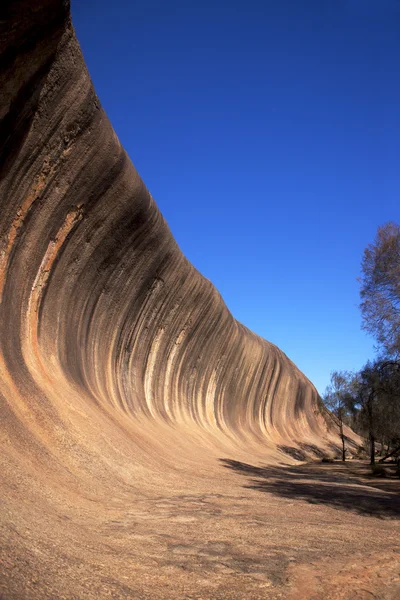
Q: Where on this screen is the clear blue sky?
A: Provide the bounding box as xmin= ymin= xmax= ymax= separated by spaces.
xmin=71 ymin=0 xmax=400 ymax=395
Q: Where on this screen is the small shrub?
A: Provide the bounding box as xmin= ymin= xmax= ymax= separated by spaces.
xmin=321 ymin=456 xmax=334 ymax=463
xmin=371 ymin=464 xmax=387 ymax=477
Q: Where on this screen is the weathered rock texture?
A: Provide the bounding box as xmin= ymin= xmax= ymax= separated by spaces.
xmin=0 ymin=3 xmax=375 ymax=599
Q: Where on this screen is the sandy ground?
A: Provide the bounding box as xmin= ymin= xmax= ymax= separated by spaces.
xmin=1 ymin=459 xmax=399 ymax=600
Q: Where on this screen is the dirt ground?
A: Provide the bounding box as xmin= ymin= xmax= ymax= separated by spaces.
xmin=1 ymin=458 xmax=399 ymax=600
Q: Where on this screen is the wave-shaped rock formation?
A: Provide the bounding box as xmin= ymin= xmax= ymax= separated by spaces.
xmin=0 ymin=2 xmax=361 ymax=599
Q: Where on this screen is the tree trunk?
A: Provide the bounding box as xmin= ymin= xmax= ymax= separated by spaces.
xmin=370 ymin=433 xmax=375 ymax=465
xmin=339 ymin=417 xmax=346 ymax=462
xmin=367 ymin=395 xmax=375 ymax=465
xmin=379 ymin=443 xmax=400 ymax=463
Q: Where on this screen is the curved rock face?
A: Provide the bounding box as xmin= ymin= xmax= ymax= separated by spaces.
xmin=0 ymin=0 xmax=328 ymax=450
xmin=0 ymin=2 xmax=348 ymax=598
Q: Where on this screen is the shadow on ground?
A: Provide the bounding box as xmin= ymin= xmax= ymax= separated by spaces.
xmin=220 ymin=459 xmax=400 ymax=519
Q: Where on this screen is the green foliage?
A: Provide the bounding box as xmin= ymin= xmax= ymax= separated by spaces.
xmin=323 ymin=370 xmax=356 ymax=421
xmin=325 ymin=223 xmax=400 ymax=465
xmin=323 ymin=371 xmax=356 ymax=461
xmin=359 ymin=222 xmax=400 ymax=358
